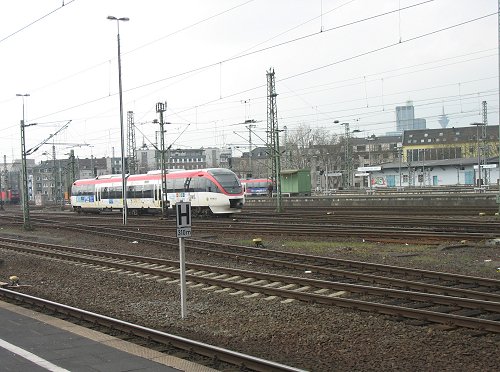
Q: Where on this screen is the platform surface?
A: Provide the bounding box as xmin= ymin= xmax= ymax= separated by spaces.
xmin=0 ymin=300 xmax=216 ymax=371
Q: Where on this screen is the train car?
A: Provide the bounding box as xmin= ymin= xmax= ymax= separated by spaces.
xmin=0 ymin=190 xmax=20 ymax=204
xmin=241 ymin=178 xmax=272 ymax=197
xmin=71 ymin=168 xmax=244 ymax=216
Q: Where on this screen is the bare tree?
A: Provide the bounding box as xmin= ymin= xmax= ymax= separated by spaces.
xmin=285 ymin=124 xmax=340 ymax=169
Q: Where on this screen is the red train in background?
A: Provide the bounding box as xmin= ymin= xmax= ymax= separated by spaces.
xmin=0 ymin=190 xmax=20 ymax=204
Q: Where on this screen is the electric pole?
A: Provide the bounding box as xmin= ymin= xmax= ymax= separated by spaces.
xmin=266 ymin=68 xmax=282 ymax=212
xmin=17 ymin=93 xmax=32 ymax=230
xmin=246 ymin=120 xmax=256 ymax=177
xmin=52 ymin=144 xmax=57 ymax=203
xmin=127 ymin=111 xmax=137 ymax=175
xmin=156 ymin=102 xmax=168 ymax=218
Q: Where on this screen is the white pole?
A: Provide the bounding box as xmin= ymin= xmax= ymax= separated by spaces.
xmin=179 ymin=237 xmax=187 ymax=318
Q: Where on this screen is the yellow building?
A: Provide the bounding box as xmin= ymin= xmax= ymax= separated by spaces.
xmin=402 ymin=125 xmax=499 ymax=163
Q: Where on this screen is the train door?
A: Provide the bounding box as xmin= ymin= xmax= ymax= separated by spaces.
xmin=432 ymin=175 xmax=438 ymax=186
xmin=95 ymin=185 xmax=101 ymax=208
xmin=154 ymin=183 xmax=161 ymax=208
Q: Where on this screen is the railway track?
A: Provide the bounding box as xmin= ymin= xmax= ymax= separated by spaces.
xmin=3 ymin=212 xmax=498 ymax=243
xmin=2 ymin=216 xmax=499 ymax=292
xmin=2 ymin=235 xmax=500 ymax=333
xmin=243 ymin=204 xmax=500 ymax=216
xmin=0 ymin=288 xmax=303 ymax=372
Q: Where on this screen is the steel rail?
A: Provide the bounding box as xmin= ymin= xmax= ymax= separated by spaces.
xmin=0 ymin=289 xmax=305 ymax=372
xmin=2 ymin=238 xmax=500 ymax=309
xmin=4 ymin=219 xmax=498 ymax=291
xmin=0 ymin=214 xmax=494 ymax=241
xmin=2 ymin=241 xmax=500 ymax=333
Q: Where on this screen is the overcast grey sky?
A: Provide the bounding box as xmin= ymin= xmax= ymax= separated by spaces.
xmin=1 ymin=0 xmax=498 ymax=163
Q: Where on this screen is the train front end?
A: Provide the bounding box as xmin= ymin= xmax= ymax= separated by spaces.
xmin=207 ymin=168 xmax=244 ymax=214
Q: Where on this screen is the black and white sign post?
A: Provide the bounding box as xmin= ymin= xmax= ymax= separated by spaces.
xmin=176 ymin=202 xmax=191 ymax=319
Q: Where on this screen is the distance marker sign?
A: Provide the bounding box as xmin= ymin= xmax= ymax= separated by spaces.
xmin=176 ymin=202 xmax=191 ymax=238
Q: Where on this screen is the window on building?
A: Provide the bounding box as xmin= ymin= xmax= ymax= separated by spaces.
xmin=424 ymin=133 xmax=428 ymax=137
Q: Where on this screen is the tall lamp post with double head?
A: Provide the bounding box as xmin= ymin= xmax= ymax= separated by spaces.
xmin=16 ymin=93 xmax=32 ymax=230
xmin=470 ymin=122 xmax=485 ymax=187
xmin=108 ymin=15 xmax=129 ymax=225
xmin=334 ymin=120 xmax=360 ymax=189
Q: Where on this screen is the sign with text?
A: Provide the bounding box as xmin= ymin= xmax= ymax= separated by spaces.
xmin=357 ymin=166 xmax=381 ymax=172
xmin=474 ymin=164 xmax=497 ymax=169
xmin=176 ymin=202 xmax=192 ymax=238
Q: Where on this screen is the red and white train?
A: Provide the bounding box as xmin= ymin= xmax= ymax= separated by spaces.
xmin=71 ymin=168 xmax=245 ymax=216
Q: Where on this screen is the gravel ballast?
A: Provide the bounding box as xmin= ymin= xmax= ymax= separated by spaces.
xmin=0 ymin=224 xmax=499 ymax=371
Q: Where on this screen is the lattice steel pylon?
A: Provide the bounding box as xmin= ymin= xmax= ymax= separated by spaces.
xmin=266 ymin=68 xmax=282 ymax=212
xmin=156 ymin=102 xmax=168 ymax=218
xmin=481 ymin=101 xmax=489 ymax=183
xmin=127 ymin=111 xmax=137 ymax=174
xmin=2 ymin=155 xmax=7 ymax=197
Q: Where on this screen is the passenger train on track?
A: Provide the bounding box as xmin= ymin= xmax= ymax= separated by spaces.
xmin=241 ymin=178 xmax=273 ymax=197
xmin=71 ymin=168 xmax=244 ymax=216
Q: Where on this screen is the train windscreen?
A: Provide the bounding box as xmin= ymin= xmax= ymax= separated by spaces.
xmin=208 ymin=169 xmax=242 ymax=194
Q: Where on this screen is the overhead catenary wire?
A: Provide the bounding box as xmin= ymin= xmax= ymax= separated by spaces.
xmin=24 ymin=0 xmax=488 ymax=127
xmin=0 ymin=0 xmax=78 ymax=45
xmin=4 ymin=2 xmax=496 ymax=160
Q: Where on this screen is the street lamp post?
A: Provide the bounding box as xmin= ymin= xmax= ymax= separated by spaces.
xmin=398 ymin=147 xmax=403 ymax=188
xmin=421 ymin=149 xmax=426 ymax=187
xmin=108 ymin=15 xmax=129 ymax=225
xmin=366 ymin=136 xmax=376 ymax=190
xmin=335 ymin=120 xmax=360 ymax=189
xmin=16 ymin=93 xmax=31 ymax=230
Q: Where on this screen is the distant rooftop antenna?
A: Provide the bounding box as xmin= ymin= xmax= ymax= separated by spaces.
xmin=438 ymin=106 xmax=449 ymax=128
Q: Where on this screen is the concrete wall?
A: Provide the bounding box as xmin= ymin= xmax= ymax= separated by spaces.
xmin=245 ymin=193 xmax=498 ymax=209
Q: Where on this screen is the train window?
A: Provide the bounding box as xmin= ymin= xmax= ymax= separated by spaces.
xmin=127 ymin=185 xmax=140 ymax=198
xmin=72 ymin=184 xmax=95 ymax=196
xmin=143 ymin=184 xmax=154 ymax=198
xmin=210 ymin=171 xmax=242 ymax=193
xmin=101 ymin=187 xmax=109 ymax=199
xmin=109 ymin=186 xmax=122 ymax=199
xmin=172 ymin=178 xmax=184 ymax=192
xmin=190 ymin=177 xmax=203 ymax=192
xmin=205 ymin=179 xmax=219 ymax=193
